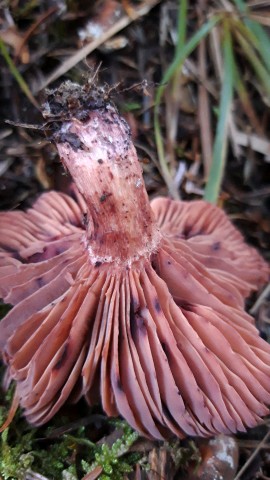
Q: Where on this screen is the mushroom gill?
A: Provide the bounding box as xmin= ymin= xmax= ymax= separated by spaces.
xmin=0 ymin=81 xmax=269 ymax=439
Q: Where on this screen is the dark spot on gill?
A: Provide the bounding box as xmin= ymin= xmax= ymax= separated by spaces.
xmin=53 ymin=343 xmax=69 ymax=370
xmin=36 ymin=277 xmax=45 ymax=288
xmin=98 ymin=159 xmax=103 ymax=164
xmin=136 ymin=315 xmax=146 ymax=335
xmin=116 ymin=376 xmax=123 ymax=391
xmin=182 ymin=225 xmax=192 ymax=239
xmin=95 ymin=261 xmax=102 ymax=268
xmin=154 ymin=298 xmax=161 ymax=313
xmin=212 ymin=241 xmax=221 ymax=251
xmin=130 ymin=297 xmax=145 ymax=339
xmin=55 ymin=246 xmax=65 ymax=255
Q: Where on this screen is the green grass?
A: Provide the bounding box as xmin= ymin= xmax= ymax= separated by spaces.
xmin=154 ymin=11 xmax=221 ymax=197
xmin=154 ymin=0 xmax=270 ymax=204
xmin=204 ymin=23 xmax=234 ymax=203
xmin=0 ymin=38 xmax=39 ymax=110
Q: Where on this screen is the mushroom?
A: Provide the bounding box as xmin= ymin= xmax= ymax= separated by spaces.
xmin=0 ymin=82 xmax=269 ymax=439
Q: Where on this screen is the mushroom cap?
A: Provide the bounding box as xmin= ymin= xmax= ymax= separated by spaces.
xmin=0 ymin=190 xmax=269 ymax=438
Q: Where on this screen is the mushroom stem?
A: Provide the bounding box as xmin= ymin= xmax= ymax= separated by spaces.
xmin=55 ymin=105 xmax=160 ymax=265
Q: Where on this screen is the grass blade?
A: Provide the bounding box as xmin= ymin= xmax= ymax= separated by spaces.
xmin=0 ymin=38 xmax=39 ymax=110
xmin=154 ymin=14 xmax=221 ymax=196
xmin=245 ymin=21 xmax=270 ymax=72
xmin=176 ymin=0 xmax=188 ymax=56
xmin=234 ymin=29 xmax=270 ymax=98
xmin=232 ymin=0 xmax=270 ymax=71
xmin=234 ymin=60 xmax=263 ymax=135
xmin=204 ymin=23 xmax=234 ymax=204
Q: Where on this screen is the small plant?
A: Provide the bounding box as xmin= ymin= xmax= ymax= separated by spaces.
xmin=82 ymin=422 xmax=140 ymax=480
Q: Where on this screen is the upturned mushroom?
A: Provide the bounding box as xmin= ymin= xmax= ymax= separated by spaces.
xmin=0 ymin=82 xmax=269 ymax=439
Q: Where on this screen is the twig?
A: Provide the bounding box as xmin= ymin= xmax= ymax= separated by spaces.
xmin=234 ymin=428 xmax=270 ymax=479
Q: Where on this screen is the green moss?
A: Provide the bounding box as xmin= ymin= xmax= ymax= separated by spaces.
xmin=33 ymin=435 xmax=78 ymax=478
xmin=82 ymin=421 xmax=140 ymax=480
xmin=0 ymin=428 xmax=35 ymax=480
xmin=0 ymin=419 xmax=141 ymax=480
xmin=0 ymin=384 xmax=142 ymax=480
